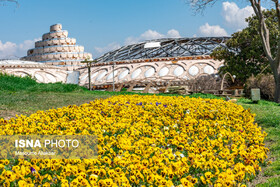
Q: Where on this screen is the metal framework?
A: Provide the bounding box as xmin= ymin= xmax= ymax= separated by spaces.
xmin=94 ymin=37 xmax=230 ymax=63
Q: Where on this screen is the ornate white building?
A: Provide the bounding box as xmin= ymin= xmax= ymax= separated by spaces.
xmin=21 ymin=24 xmax=92 ymax=70
xmin=78 ymin=37 xmax=228 ymax=90
xmin=2 ymin=25 xmax=230 ymax=92
xmin=0 ymin=60 xmax=68 ymax=83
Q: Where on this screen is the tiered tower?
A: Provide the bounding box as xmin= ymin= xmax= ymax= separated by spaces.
xmin=21 ymin=24 xmax=92 ymax=70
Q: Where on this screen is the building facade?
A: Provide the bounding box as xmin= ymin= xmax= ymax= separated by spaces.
xmin=20 ymin=24 xmax=92 ymax=71
xmin=3 ymin=26 xmax=229 ymax=91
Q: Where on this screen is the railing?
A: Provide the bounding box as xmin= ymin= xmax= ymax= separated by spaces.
xmin=201 ymin=89 xmax=244 ymax=97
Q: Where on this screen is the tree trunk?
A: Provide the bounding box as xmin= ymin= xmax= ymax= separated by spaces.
xmin=275 ymin=69 xmax=280 ymax=103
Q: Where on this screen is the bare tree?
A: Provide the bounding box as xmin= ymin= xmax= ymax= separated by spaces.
xmin=190 ymin=0 xmax=280 ymax=103
xmin=0 ymin=0 xmax=19 ymax=7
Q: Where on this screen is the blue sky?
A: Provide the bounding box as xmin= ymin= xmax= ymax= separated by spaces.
xmin=0 ymin=0 xmax=258 ymax=58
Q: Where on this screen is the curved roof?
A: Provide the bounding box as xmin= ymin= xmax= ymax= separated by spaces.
xmin=0 ymin=60 xmax=43 ymax=65
xmin=94 ymin=37 xmax=230 ymax=63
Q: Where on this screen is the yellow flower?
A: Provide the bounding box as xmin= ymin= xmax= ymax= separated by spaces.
xmin=5 ymin=171 xmax=16 ymax=181
xmin=18 ymin=180 xmax=27 ymax=187
xmin=0 ymin=95 xmax=268 ymax=186
xmin=205 ymin=171 xmax=213 ymax=180
xmin=42 ymin=182 xmax=50 ymax=187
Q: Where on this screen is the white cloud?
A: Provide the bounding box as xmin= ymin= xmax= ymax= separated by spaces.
xmin=124 ymin=36 xmax=140 ymax=46
xmin=125 ymin=29 xmax=181 ymax=45
xmin=93 ymin=42 xmax=121 ymax=57
xmin=0 ymin=38 xmax=40 ymax=59
xmin=198 ymin=23 xmax=228 ymax=37
xmin=222 ymin=2 xmax=255 ymax=31
xmin=18 ymin=39 xmax=37 ymax=51
xmin=167 ymin=29 xmax=181 ymax=38
xmin=0 ymin=41 xmax=17 ymax=59
xmin=94 ymin=29 xmax=181 ymax=56
xmin=140 ymin=30 xmax=164 ymax=40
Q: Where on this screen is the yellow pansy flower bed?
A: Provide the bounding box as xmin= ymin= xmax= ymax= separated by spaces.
xmin=0 ymin=95 xmax=268 ymax=187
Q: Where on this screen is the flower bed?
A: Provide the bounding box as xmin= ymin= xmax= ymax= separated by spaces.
xmin=0 ymin=95 xmax=268 ymax=186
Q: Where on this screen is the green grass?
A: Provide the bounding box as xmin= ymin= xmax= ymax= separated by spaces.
xmin=235 ymin=99 xmax=280 ymax=186
xmin=0 ymin=73 xmax=87 ymax=92
xmin=0 ymin=73 xmax=221 ymax=118
xmin=0 ymin=74 xmax=280 ymax=185
xmin=257 ymin=177 xmax=280 ymax=187
xmin=0 ymin=73 xmax=116 ymax=118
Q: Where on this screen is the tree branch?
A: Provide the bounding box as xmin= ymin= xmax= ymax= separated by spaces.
xmin=250 ymin=0 xmax=273 ymax=62
xmin=274 ymin=0 xmax=280 ymax=67
xmin=0 ymin=0 xmax=19 ymax=7
xmin=188 ymin=0 xmax=217 ymax=14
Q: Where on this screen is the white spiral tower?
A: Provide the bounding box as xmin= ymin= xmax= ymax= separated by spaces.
xmin=21 ymin=24 xmax=92 ymax=70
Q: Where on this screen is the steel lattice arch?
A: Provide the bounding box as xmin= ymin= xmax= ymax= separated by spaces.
xmin=78 ymin=37 xmax=230 ymax=92
xmin=94 ymin=37 xmax=230 ymax=63
xmin=1 ymin=37 xmax=231 ymax=93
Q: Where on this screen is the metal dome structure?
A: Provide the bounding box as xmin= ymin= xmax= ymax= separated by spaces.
xmin=76 ymin=37 xmax=231 ymax=91
xmin=3 ymin=36 xmax=231 ymax=92
xmin=94 ymin=37 xmax=230 ymax=63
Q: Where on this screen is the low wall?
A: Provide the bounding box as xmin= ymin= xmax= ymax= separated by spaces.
xmin=0 ymin=63 xmax=68 ymax=83
xmin=78 ymin=56 xmax=223 ymax=88
xmin=1 ymin=56 xmax=223 ymax=90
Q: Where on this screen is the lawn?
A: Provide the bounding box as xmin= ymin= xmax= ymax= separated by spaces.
xmin=237 ymin=99 xmax=280 ymax=186
xmin=0 ymin=73 xmax=279 ymax=186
